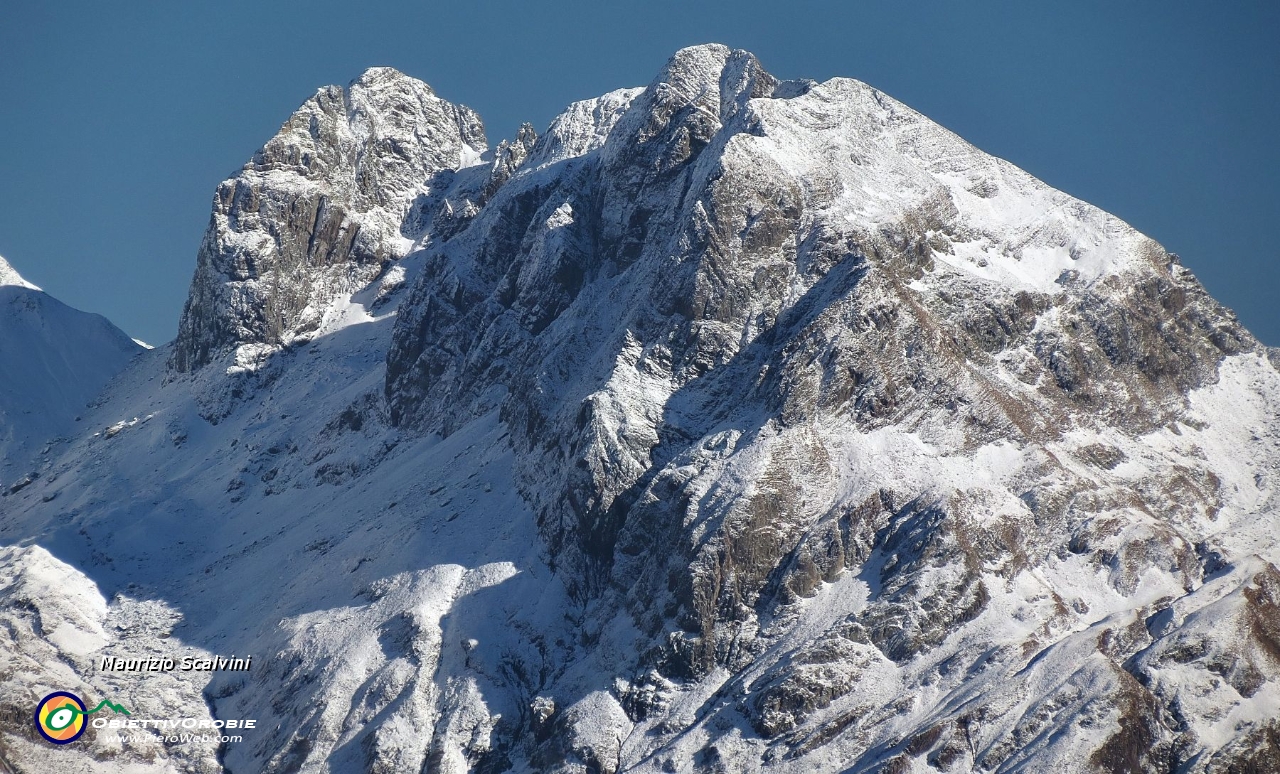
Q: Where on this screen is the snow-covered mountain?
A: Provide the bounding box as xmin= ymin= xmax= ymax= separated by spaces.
xmin=0 ymin=254 xmax=142 ymax=487
xmin=2 ymin=45 xmax=1278 ymax=773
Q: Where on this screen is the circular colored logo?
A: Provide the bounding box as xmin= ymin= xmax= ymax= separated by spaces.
xmin=35 ymin=691 xmax=87 ymax=744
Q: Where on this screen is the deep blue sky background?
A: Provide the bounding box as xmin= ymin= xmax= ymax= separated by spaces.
xmin=2 ymin=2 xmax=1277 ymax=345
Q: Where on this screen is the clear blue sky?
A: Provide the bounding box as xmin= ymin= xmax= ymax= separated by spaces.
xmin=2 ymin=2 xmax=1277 ymax=345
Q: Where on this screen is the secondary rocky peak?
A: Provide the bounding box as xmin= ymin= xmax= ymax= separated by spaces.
xmin=249 ymin=67 xmax=485 ymax=198
xmin=170 ymin=68 xmax=487 ymax=372
xmin=601 ymin=45 xmax=774 ymax=167
xmin=522 ymin=87 xmax=643 ymax=171
xmin=482 ymin=121 xmax=538 ymax=199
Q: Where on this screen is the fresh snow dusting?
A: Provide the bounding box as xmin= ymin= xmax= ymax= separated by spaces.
xmin=742 ymin=76 xmax=1145 ymax=296
xmin=2 ymin=45 xmax=1279 ymax=774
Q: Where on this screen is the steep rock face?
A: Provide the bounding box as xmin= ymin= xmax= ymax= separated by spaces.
xmin=380 ymin=45 xmax=1276 ymax=770
xmin=171 ymin=67 xmax=486 ymax=371
xmin=386 ymin=47 xmax=809 ymax=580
xmin=384 ymin=43 xmax=1247 ymax=614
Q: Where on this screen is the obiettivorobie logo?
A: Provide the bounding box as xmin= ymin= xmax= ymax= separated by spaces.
xmin=34 ymin=691 xmax=130 ymax=744
xmin=34 ymin=689 xmax=258 ymax=747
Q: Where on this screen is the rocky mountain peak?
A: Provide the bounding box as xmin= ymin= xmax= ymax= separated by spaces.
xmin=353 ymin=64 xmax=430 ymax=91
xmin=372 ymin=49 xmax=1274 ymax=770
xmin=600 ymin=45 xmax=777 ymax=170
xmin=170 ymin=68 xmax=487 ymax=372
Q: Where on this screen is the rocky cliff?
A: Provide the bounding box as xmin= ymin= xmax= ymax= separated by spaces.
xmin=171 ymin=67 xmax=486 ymax=372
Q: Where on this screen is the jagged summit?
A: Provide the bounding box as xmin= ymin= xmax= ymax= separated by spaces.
xmin=353 ymin=65 xmax=427 ymax=88
xmin=170 ymin=67 xmax=486 ymax=372
xmin=4 ymin=46 xmax=1279 ymax=774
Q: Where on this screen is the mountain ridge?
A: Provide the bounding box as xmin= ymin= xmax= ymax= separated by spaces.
xmin=1 ymin=45 xmax=1278 ymax=774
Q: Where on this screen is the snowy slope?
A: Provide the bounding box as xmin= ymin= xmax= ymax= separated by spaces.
xmin=0 ymin=254 xmax=142 ymax=487
xmin=0 ymin=255 xmax=39 ymax=291
xmin=0 ymin=256 xmax=579 ymax=774
xmin=2 ymin=47 xmax=1279 ymax=774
